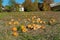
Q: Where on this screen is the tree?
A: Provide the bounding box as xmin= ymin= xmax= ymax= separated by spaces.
xmin=14 ymin=3 xmax=19 ymax=12
xmin=5 ymin=5 xmax=12 ymax=12
xmin=43 ymin=0 xmax=51 ymax=11
xmin=46 ymin=0 xmax=53 ymax=4
xmin=33 ymin=0 xmax=40 ymax=11
xmin=0 ymin=0 xmax=2 ymax=12
xmin=23 ymin=0 xmax=40 ymax=11
xmin=9 ymin=0 xmax=15 ymax=6
xmin=23 ymin=0 xmax=33 ymax=11
xmin=9 ymin=0 xmax=18 ymax=11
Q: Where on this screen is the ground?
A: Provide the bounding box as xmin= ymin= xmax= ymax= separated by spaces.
xmin=0 ymin=12 xmax=60 ymax=40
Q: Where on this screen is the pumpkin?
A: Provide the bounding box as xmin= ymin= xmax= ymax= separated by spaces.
xmin=33 ymin=27 xmax=37 ymax=30
xmin=27 ymin=18 xmax=30 ymax=21
xmin=32 ymin=20 xmax=35 ymax=23
xmin=43 ymin=21 xmax=46 ymax=24
xmin=41 ymin=25 xmax=45 ymax=29
xmin=51 ymin=18 xmax=56 ymax=22
xmin=36 ymin=18 xmax=41 ymax=23
xmin=39 ymin=20 xmax=43 ymax=24
xmin=21 ymin=25 xmax=28 ymax=32
xmin=32 ymin=24 xmax=36 ymax=27
xmin=33 ymin=16 xmax=36 ymax=18
xmin=36 ymin=20 xmax=39 ymax=23
xmin=14 ymin=21 xmax=19 ymax=25
xmin=27 ymin=24 xmax=33 ymax=29
xmin=27 ymin=24 xmax=31 ymax=28
xmin=22 ymin=28 xmax=28 ymax=32
xmin=11 ymin=19 xmax=14 ymax=22
xmin=33 ymin=25 xmax=41 ymax=30
xmin=49 ymin=18 xmax=56 ymax=25
xmin=37 ymin=18 xmax=41 ymax=21
xmin=12 ymin=27 xmax=17 ymax=32
xmin=9 ymin=22 xmax=12 ymax=25
xmin=35 ymin=25 xmax=41 ymax=29
xmin=12 ymin=32 xmax=18 ymax=37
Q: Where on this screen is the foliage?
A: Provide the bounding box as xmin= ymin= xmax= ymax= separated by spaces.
xmin=0 ymin=0 xmax=60 ymax=12
xmin=43 ymin=0 xmax=51 ymax=11
xmin=5 ymin=5 xmax=11 ymax=10
xmin=23 ymin=0 xmax=33 ymax=11
xmin=33 ymin=0 xmax=40 ymax=11
xmin=23 ymin=0 xmax=40 ymax=11
xmin=9 ymin=0 xmax=19 ymax=11
xmin=0 ymin=0 xmax=2 ymax=12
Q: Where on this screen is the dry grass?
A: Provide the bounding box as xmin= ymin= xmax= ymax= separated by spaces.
xmin=0 ymin=12 xmax=60 ymax=40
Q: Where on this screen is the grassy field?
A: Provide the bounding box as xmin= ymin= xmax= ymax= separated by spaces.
xmin=0 ymin=12 xmax=60 ymax=40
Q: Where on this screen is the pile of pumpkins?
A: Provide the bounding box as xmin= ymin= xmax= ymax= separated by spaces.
xmin=7 ymin=17 xmax=56 ymax=37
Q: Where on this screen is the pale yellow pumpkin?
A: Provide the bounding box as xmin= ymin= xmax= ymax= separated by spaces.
xmin=14 ymin=21 xmax=19 ymax=25
xmin=9 ymin=21 xmax=12 ymax=25
xmin=11 ymin=19 xmax=14 ymax=22
xmin=21 ymin=25 xmax=28 ymax=32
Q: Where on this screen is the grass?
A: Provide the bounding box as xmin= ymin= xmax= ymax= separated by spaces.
xmin=0 ymin=12 xmax=60 ymax=40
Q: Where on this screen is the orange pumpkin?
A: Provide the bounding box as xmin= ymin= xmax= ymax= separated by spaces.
xmin=32 ymin=24 xmax=36 ymax=27
xmin=27 ymin=24 xmax=31 ymax=28
xmin=39 ymin=20 xmax=43 ymax=24
xmin=22 ymin=28 xmax=28 ymax=32
xmin=38 ymin=25 xmax=42 ymax=29
xmin=41 ymin=25 xmax=45 ymax=29
xmin=27 ymin=24 xmax=33 ymax=29
xmin=33 ymin=25 xmax=41 ymax=30
xmin=12 ymin=27 xmax=17 ymax=32
xmin=12 ymin=32 xmax=18 ymax=37
xmin=35 ymin=25 xmax=41 ymax=29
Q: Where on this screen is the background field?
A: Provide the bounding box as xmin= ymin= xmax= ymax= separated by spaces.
xmin=0 ymin=12 xmax=60 ymax=40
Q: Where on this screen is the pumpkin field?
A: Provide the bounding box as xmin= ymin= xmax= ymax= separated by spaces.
xmin=0 ymin=12 xmax=60 ymax=40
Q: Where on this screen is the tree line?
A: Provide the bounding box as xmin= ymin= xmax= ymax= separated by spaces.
xmin=0 ymin=0 xmax=53 ymax=12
